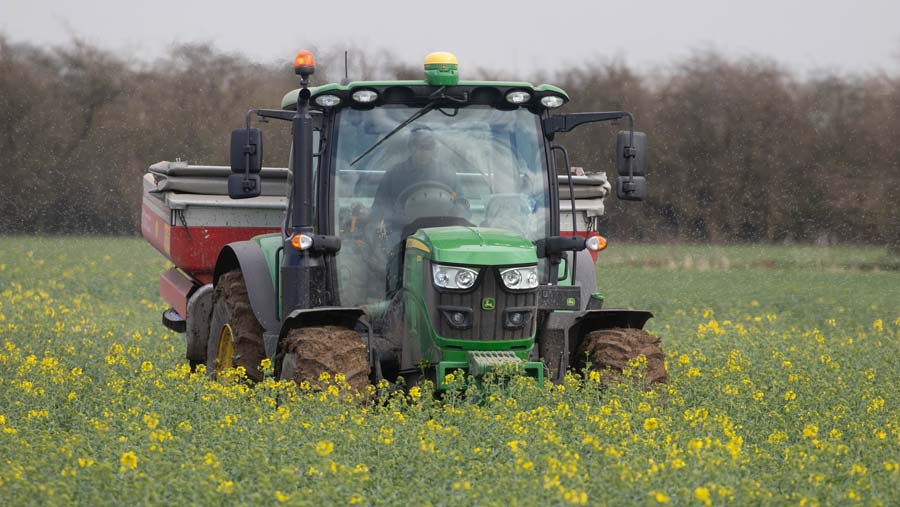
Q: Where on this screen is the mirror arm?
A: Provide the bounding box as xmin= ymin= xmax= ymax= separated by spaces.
xmin=544 ymin=110 xmax=639 ymax=186
xmin=255 ymin=109 xmax=295 ymax=122
xmin=543 ymin=111 xmax=631 ymax=140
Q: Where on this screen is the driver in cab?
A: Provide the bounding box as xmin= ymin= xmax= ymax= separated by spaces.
xmin=369 ymin=126 xmax=468 ymax=297
xmin=370 ymin=126 xmax=463 ymax=220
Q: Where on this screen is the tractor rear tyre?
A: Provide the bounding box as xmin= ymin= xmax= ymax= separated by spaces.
xmin=205 ymin=271 xmax=267 ymax=382
xmin=575 ymin=327 xmax=667 ymax=384
xmin=277 ymin=325 xmax=370 ymax=393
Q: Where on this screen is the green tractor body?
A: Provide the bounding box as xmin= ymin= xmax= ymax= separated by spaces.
xmin=144 ymin=51 xmax=667 ymax=388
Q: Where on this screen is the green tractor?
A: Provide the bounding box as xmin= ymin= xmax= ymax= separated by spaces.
xmin=145 ymin=50 xmax=666 ymax=390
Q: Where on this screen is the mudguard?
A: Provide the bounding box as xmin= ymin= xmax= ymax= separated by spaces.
xmin=538 ymin=308 xmax=653 ymax=383
xmin=571 ymin=308 xmax=653 ymax=337
xmin=213 ymin=241 xmax=280 ymax=334
xmin=184 ymin=283 xmax=213 ymax=364
xmin=280 ymin=307 xmax=368 ymax=338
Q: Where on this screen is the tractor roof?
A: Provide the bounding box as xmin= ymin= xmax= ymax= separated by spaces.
xmin=281 ymin=81 xmax=569 ymax=111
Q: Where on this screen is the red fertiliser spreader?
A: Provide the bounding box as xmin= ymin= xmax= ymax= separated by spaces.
xmin=140 ymin=161 xmax=287 ymax=329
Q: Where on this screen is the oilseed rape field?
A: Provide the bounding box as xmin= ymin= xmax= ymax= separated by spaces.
xmin=1 ymin=237 xmax=899 ymax=506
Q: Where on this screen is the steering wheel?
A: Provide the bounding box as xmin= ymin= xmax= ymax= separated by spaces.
xmin=394 ymin=180 xmax=459 ymax=221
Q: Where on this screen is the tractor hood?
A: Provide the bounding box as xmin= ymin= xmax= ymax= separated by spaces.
xmin=408 ymin=226 xmax=538 ymax=266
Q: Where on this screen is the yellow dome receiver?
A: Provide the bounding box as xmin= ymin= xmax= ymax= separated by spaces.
xmin=424 ymin=52 xmax=459 ymax=86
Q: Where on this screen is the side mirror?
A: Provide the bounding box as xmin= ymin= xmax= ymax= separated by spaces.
xmin=230 ymin=128 xmax=263 ymax=174
xmin=228 ymin=128 xmax=263 ymax=199
xmin=228 ymin=174 xmax=261 ymax=199
xmin=615 ymin=130 xmax=647 ymax=177
xmin=616 ymin=175 xmax=647 ymax=201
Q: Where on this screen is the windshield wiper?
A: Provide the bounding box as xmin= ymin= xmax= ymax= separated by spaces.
xmin=351 ymin=104 xmax=435 ymax=166
xmin=350 ymin=87 xmax=468 ymax=167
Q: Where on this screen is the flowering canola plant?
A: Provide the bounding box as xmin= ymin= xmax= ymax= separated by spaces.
xmin=1 ymin=238 xmax=900 ymax=506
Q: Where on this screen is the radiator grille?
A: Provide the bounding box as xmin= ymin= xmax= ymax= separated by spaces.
xmin=429 ymin=264 xmax=536 ymax=341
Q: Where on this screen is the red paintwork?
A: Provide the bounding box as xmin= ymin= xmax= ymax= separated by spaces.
xmin=561 ymin=230 xmax=601 ymax=262
xmin=141 ymin=202 xmax=279 ymax=277
xmin=160 ymin=268 xmax=197 ymax=317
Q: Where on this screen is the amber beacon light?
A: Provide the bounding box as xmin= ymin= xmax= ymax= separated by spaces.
xmin=294 ymin=50 xmax=316 ymax=76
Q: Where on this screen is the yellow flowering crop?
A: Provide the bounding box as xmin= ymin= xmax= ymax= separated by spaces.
xmin=1 ymin=238 xmax=899 ymax=505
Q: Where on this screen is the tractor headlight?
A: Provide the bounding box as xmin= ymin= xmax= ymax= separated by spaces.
xmin=505 ymin=90 xmax=531 ymax=104
xmin=500 ymin=266 xmax=538 ymax=290
xmin=540 ymin=95 xmax=565 ymax=108
xmin=314 ymin=94 xmax=341 ymax=107
xmin=432 ymin=264 xmax=480 ymax=290
xmin=352 ymin=90 xmax=378 ymax=103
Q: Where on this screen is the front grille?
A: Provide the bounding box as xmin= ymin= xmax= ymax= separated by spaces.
xmin=427 ymin=262 xmax=536 ymax=341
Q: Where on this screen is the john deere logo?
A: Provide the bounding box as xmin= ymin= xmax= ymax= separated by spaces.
xmin=566 ymin=297 xmax=577 ymax=307
xmin=482 ymin=298 xmax=495 ymax=311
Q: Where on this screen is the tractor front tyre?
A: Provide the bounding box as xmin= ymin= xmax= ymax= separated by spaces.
xmin=575 ymin=327 xmax=668 ymax=384
xmin=277 ymin=326 xmax=370 ymax=393
xmin=205 ymin=271 xmax=267 ymax=382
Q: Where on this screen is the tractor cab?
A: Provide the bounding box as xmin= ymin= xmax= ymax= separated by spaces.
xmin=328 ymin=88 xmax=554 ymax=306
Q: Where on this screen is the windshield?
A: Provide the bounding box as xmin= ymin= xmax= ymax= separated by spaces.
xmin=333 ymin=105 xmax=549 ymax=306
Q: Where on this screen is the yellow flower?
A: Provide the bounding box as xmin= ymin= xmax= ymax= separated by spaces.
xmin=653 ymin=491 xmax=670 ymax=503
xmin=867 ymin=397 xmax=884 ymax=413
xmin=144 ymin=413 xmax=160 ymax=429
xmin=694 ymin=487 xmax=711 ymax=506
xmin=752 ymin=391 xmax=764 ymax=401
xmin=409 ymin=386 xmax=422 ymax=400
xmin=119 ymin=451 xmax=138 ymax=471
xmin=275 ymin=490 xmax=290 ymax=503
xmin=217 ymin=480 xmax=234 ymax=494
xmin=643 ymin=418 xmax=659 ymax=431
xmin=141 ymin=361 xmax=153 ymax=372
xmin=872 ymin=319 xmax=883 ymax=332
xmin=784 ymin=390 xmax=796 ymax=401
xmin=316 ymin=440 xmax=334 ymax=457
xmin=802 ymin=424 xmax=818 ymax=439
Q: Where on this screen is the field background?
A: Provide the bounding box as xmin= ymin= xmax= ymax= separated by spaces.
xmin=1 ymin=237 xmax=899 ymax=506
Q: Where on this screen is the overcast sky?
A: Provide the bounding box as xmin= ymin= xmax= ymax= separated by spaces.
xmin=3 ymin=0 xmax=899 ymax=78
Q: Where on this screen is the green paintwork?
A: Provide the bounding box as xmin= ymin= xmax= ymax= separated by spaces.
xmin=424 ymin=63 xmax=459 ymax=86
xmin=409 ymin=226 xmax=538 ymax=266
xmin=401 ymin=225 xmax=540 ymax=388
xmin=251 ymin=233 xmax=282 ymax=314
xmin=281 ymin=81 xmax=569 ymax=110
xmin=251 ymin=233 xmax=282 ymax=287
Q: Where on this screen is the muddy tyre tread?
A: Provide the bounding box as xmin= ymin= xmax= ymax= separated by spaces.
xmin=576 ymin=327 xmax=667 ymax=384
xmin=206 ymin=271 xmax=266 ymax=381
xmin=278 ymin=325 xmax=370 ymax=392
